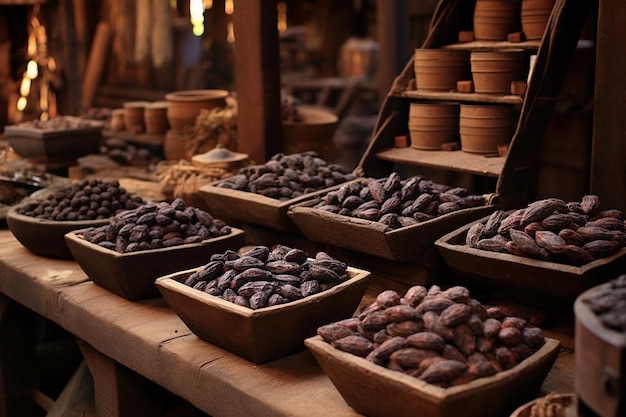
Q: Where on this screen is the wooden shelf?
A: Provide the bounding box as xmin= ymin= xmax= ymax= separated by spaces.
xmin=375 ymin=146 xmax=505 ymax=178
xmin=442 ymin=39 xmax=542 ymax=51
xmin=398 ymin=90 xmax=524 ymax=105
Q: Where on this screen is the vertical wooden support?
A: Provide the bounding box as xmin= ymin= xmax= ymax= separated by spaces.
xmin=232 ymin=0 xmax=283 ymax=163
xmin=77 ymin=339 xmax=163 ymax=417
xmin=376 ymin=0 xmax=409 ymax=105
xmin=81 ymin=22 xmax=112 ymax=111
xmin=590 ymin=0 xmax=626 ymax=213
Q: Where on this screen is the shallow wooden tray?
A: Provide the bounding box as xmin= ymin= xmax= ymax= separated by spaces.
xmin=574 ymin=283 xmax=626 ymax=417
xmin=288 ymin=199 xmax=495 ymax=262
xmin=435 ymin=215 xmax=626 ymax=305
xmin=65 ymin=227 xmax=245 ymax=300
xmin=305 ymin=335 xmax=561 ymax=417
xmin=197 ymin=179 xmax=359 ymax=233
xmin=155 ymin=265 xmax=371 ymax=363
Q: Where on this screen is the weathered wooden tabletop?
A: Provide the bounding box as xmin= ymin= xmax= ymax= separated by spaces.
xmin=0 ymin=229 xmax=576 ymax=417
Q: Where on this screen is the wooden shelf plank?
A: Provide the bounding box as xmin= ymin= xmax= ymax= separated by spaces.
xmin=442 ymin=40 xmax=542 ymax=51
xmin=375 ymin=147 xmax=505 ymax=177
xmin=398 ymin=90 xmax=524 ymax=105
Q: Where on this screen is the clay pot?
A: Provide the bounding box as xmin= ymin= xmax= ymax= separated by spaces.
xmin=473 ymin=0 xmax=522 ymax=40
xmin=521 ymin=0 xmax=555 ymax=40
xmin=413 ymin=49 xmax=470 ymax=92
xmin=408 ymin=102 xmax=460 ymax=150
xmin=123 ymin=101 xmax=150 ymax=134
xmin=459 ymin=103 xmax=515 ymax=153
xmin=165 ymin=89 xmax=229 ymax=131
xmin=110 ymin=109 xmax=126 ymax=132
xmin=163 ymin=129 xmax=188 ymax=160
xmin=144 ymin=101 xmax=170 ymax=135
xmin=470 ymin=50 xmax=528 ymax=94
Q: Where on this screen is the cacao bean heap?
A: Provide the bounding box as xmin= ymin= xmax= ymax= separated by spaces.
xmin=16 ymin=179 xmax=145 ymax=221
xmin=184 ymin=244 xmax=350 ymax=310
xmin=215 ymin=151 xmax=356 ymax=201
xmin=82 ymin=197 xmax=232 ymax=253
xmin=581 ymin=274 xmax=626 ymax=333
xmin=465 ymin=195 xmax=626 ymax=265
xmin=311 ymin=171 xmax=486 ymax=230
xmin=317 ymin=284 xmax=546 ymax=388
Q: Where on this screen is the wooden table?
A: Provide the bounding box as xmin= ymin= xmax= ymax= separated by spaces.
xmin=0 ymin=229 xmax=576 ymax=417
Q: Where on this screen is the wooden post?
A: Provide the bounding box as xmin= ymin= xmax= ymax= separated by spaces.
xmin=77 ymin=339 xmax=164 ymax=417
xmin=81 ymin=22 xmax=112 ymax=111
xmin=377 ymin=0 xmax=409 ymax=105
xmin=591 ymin=0 xmax=626 ymax=213
xmin=232 ymin=0 xmax=283 ymax=163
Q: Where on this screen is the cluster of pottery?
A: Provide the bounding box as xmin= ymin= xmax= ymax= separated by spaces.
xmin=413 ymin=48 xmax=530 ymax=95
xmin=163 ymin=89 xmax=229 ymax=160
xmin=111 ymin=100 xmax=170 ymax=135
xmin=474 ymin=0 xmax=556 ymax=41
xmin=409 ymin=101 xmax=515 ymax=154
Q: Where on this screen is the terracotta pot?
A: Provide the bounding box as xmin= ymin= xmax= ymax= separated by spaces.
xmin=521 ymin=0 xmax=554 ymax=40
xmin=459 ymin=103 xmax=515 ymax=154
xmin=473 ymin=0 xmax=522 ymax=40
xmin=414 ymin=49 xmax=470 ymax=92
xmin=408 ymin=102 xmax=459 ymax=150
xmin=165 ymin=89 xmax=229 ymax=131
xmin=144 ymin=101 xmax=170 ymax=135
xmin=110 ymin=109 xmax=126 ymax=132
xmin=163 ymin=129 xmax=188 ymax=160
xmin=470 ymin=50 xmax=528 ymax=94
xmin=123 ymin=101 xmax=150 ymax=133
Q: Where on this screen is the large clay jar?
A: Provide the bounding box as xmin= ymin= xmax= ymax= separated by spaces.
xmin=165 ymin=89 xmax=229 ymax=131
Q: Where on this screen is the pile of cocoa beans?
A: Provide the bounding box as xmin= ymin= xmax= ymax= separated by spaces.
xmin=184 ymin=244 xmax=350 ymax=310
xmin=317 ymin=284 xmax=546 ymax=388
xmin=82 ymin=197 xmax=232 ymax=253
xmin=465 ymin=195 xmax=626 ymax=266
xmin=581 ymin=274 xmax=626 ymax=333
xmin=16 ymin=179 xmax=145 ymax=221
xmin=215 ymin=151 xmax=356 ymax=201
xmin=311 ymin=172 xmax=486 ymax=230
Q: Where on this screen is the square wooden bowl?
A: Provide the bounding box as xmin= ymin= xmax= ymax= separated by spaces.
xmin=197 ymin=179 xmax=359 ymax=233
xmin=155 ymin=265 xmax=371 ymax=363
xmin=65 ymin=227 xmax=245 ymax=300
xmin=434 ymin=214 xmax=626 ymax=306
xmin=288 ymin=198 xmax=496 ymax=262
xmin=5 ymin=117 xmax=103 ymax=159
xmin=305 ymin=335 xmax=561 ymax=417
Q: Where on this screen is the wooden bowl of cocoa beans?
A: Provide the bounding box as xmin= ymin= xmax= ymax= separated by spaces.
xmin=6 ymin=179 xmax=146 ymax=259
xmin=305 ymin=284 xmax=561 ymax=417
xmin=65 ymin=198 xmax=245 ymax=301
xmin=435 ymin=195 xmax=626 ymax=308
xmin=155 ymin=244 xmax=371 ymax=363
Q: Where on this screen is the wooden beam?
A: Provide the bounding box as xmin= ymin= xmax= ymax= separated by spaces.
xmin=232 ymin=0 xmax=283 ymax=163
xmin=377 ymin=0 xmax=409 ymax=104
xmin=590 ymin=0 xmax=626 ymax=212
